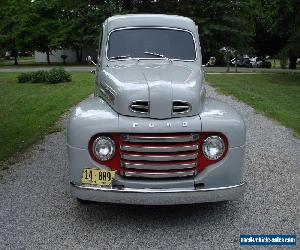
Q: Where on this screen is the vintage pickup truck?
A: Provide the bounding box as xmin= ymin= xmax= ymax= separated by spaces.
xmin=67 ymin=14 xmax=246 ymax=205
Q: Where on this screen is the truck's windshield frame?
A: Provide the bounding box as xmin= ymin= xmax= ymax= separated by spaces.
xmin=106 ymin=27 xmax=197 ymax=62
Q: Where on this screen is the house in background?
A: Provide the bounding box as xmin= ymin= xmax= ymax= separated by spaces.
xmin=34 ymin=48 xmax=97 ymax=63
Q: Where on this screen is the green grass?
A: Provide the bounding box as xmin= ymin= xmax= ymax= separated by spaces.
xmin=266 ymin=58 xmax=300 ymax=69
xmin=0 ymin=56 xmax=34 ymax=66
xmin=0 ymin=72 xmax=94 ymax=162
xmin=0 ymin=56 xmax=87 ymax=67
xmin=267 ymin=59 xmax=281 ymax=68
xmin=207 ymin=73 xmax=300 ymax=136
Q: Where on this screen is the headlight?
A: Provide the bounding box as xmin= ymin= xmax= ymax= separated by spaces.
xmin=92 ymin=136 xmax=115 ymax=161
xmin=202 ymin=136 xmax=225 ymax=160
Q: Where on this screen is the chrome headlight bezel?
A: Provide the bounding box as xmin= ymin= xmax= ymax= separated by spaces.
xmin=202 ymin=135 xmax=225 ymax=160
xmin=92 ymin=136 xmax=115 ymax=161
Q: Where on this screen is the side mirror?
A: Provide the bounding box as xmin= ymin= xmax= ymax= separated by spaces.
xmin=87 ymin=55 xmax=96 ymax=66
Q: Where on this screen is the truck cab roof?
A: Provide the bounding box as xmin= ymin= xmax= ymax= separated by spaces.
xmin=104 ymin=14 xmax=198 ymax=34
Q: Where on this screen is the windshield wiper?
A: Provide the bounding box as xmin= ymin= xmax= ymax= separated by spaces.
xmin=110 ymin=55 xmax=132 ymax=60
xmin=144 ymin=51 xmax=171 ymax=61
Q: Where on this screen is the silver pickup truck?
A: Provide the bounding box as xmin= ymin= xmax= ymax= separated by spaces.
xmin=67 ymin=14 xmax=246 ymax=205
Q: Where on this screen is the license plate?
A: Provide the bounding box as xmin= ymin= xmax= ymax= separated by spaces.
xmin=81 ymin=168 xmax=116 ymax=186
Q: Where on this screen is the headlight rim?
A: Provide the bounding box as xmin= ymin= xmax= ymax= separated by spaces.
xmin=202 ymin=135 xmax=225 ymax=161
xmin=92 ymin=135 xmax=116 ymax=161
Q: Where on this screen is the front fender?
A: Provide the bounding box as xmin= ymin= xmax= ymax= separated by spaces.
xmin=200 ymin=98 xmax=246 ymax=147
xmin=67 ymin=97 xmax=119 ymax=148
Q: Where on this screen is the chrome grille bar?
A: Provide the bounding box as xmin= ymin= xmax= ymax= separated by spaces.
xmin=121 ymin=133 xmax=199 ymax=143
xmin=121 ymin=170 xmax=195 ymax=179
xmin=120 ymin=144 xmax=198 ymax=153
xmin=120 ymin=133 xmax=199 ymax=179
xmin=121 ymin=152 xmax=197 ymax=161
xmin=122 ymin=161 xmax=197 ymax=170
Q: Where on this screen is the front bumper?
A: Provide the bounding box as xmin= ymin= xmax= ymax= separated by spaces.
xmin=70 ymin=182 xmax=245 ymax=205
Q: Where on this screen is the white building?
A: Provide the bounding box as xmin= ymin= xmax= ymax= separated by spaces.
xmin=34 ymin=48 xmax=97 ymax=63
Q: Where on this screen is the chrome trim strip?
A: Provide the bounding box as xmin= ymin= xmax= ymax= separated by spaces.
xmin=173 ymin=106 xmax=190 ymax=109
xmin=122 ymin=170 xmax=195 ymax=178
xmin=131 ymin=104 xmax=149 ymax=108
xmin=70 ymin=182 xmax=245 ymax=205
xmin=122 ymin=161 xmax=196 ymax=170
xmin=120 ymin=144 xmax=198 ymax=153
xmin=105 ymin=27 xmax=197 ymax=62
xmin=122 ymin=134 xmax=199 ymax=143
xmin=121 ymin=153 xmax=198 ymax=161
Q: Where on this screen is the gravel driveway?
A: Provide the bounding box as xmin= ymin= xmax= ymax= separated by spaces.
xmin=0 ymin=85 xmax=299 ymax=249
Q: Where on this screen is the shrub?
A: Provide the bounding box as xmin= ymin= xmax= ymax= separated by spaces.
xmin=46 ymin=67 xmax=71 ymax=84
xmin=17 ymin=68 xmax=71 ymax=84
xmin=17 ymin=73 xmax=32 ymax=83
xmin=30 ymin=70 xmax=48 ymax=83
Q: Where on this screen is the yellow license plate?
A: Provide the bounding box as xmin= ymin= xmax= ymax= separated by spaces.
xmin=81 ymin=168 xmax=116 ymax=186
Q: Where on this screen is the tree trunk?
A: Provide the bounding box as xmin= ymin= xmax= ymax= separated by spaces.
xmin=76 ymin=48 xmax=83 ymax=62
xmin=226 ymin=53 xmax=230 ymax=72
xmin=289 ymin=55 xmax=297 ymax=69
xmin=235 ymin=58 xmax=238 ymax=73
xmin=233 ymin=52 xmax=238 ymax=72
xmin=46 ymin=49 xmax=51 ymax=65
xmin=11 ymin=49 xmax=18 ymax=65
xmin=14 ymin=56 xmax=18 ymax=65
xmin=76 ymin=49 xmax=80 ymax=62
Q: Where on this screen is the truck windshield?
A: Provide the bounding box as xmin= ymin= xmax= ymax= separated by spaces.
xmin=107 ymin=28 xmax=196 ymax=61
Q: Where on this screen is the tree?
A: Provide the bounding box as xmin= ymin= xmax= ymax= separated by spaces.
xmin=0 ymin=0 xmax=31 ymax=65
xmin=120 ymin=0 xmax=257 ymax=64
xmin=55 ymin=0 xmax=121 ymax=62
xmin=256 ymin=0 xmax=300 ymax=68
xmin=17 ymin=0 xmax=63 ymax=64
xmin=176 ymin=0 xmax=257 ymax=64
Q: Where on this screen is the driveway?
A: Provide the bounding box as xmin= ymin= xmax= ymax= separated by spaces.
xmin=0 ymin=85 xmax=299 ymax=249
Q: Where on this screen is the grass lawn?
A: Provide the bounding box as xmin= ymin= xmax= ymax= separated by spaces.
xmin=0 ymin=72 xmax=94 ymax=163
xmin=267 ymin=58 xmax=300 ymax=69
xmin=0 ymin=57 xmax=87 ymax=67
xmin=0 ymin=56 xmax=34 ymax=66
xmin=207 ymin=73 xmax=300 ymax=136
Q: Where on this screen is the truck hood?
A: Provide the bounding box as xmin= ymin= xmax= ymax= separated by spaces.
xmin=96 ymin=61 xmax=205 ymax=119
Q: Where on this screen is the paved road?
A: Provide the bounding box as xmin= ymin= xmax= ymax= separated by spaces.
xmin=0 ymin=65 xmax=299 ymax=74
xmin=0 ymin=85 xmax=299 ymax=249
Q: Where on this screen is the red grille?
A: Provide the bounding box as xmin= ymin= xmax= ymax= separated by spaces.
xmin=120 ymin=133 xmax=199 ymax=178
xmin=88 ymin=133 xmax=228 ymax=179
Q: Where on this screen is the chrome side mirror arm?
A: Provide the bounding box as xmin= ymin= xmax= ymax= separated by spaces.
xmin=87 ymin=56 xmax=97 ymax=66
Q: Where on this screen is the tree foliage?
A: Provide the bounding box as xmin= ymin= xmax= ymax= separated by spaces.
xmin=0 ymin=0 xmax=299 ymax=66
xmin=254 ymin=0 xmax=300 ymax=68
xmin=0 ymin=0 xmax=31 ymax=64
